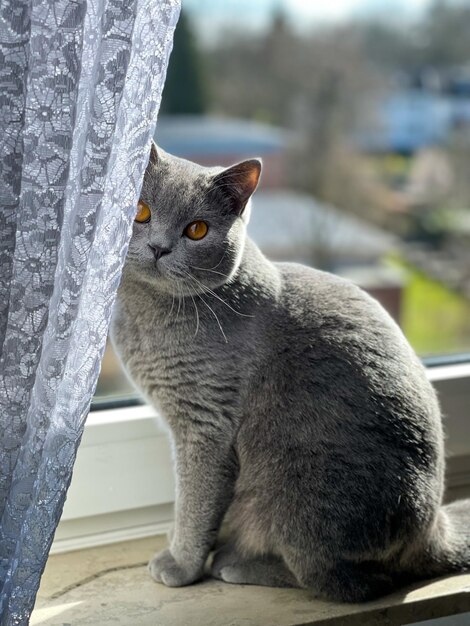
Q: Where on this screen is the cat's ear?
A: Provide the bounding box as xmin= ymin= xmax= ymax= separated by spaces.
xmin=149 ymin=141 xmax=159 ymax=166
xmin=212 ymin=159 xmax=262 ymax=214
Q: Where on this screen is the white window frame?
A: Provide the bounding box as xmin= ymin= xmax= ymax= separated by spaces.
xmin=51 ymin=362 xmax=470 ymax=554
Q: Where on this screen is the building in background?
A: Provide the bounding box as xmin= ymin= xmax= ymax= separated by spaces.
xmin=155 ymin=115 xmax=405 ymax=322
xmin=249 ymin=190 xmax=403 ymax=322
xmin=155 ymin=115 xmax=289 ymax=188
xmin=358 ymin=67 xmax=470 ymax=156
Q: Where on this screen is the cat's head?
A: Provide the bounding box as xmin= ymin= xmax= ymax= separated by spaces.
xmin=124 ymin=143 xmax=261 ymax=294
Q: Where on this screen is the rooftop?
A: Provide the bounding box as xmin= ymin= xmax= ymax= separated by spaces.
xmin=249 ymin=190 xmax=397 ymax=266
xmin=155 ymin=115 xmax=287 ymax=158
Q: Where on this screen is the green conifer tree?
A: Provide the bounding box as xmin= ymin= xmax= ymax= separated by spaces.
xmin=160 ymin=11 xmax=208 ymax=115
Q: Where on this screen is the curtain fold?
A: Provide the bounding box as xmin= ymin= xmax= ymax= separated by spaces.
xmin=0 ymin=0 xmax=180 ymax=622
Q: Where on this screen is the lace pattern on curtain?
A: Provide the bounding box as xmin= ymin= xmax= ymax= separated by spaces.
xmin=0 ymin=0 xmax=180 ymax=622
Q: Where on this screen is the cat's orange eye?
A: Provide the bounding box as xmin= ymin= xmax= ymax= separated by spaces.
xmin=135 ymin=200 xmax=151 ymax=224
xmin=184 ymin=220 xmax=208 ymax=241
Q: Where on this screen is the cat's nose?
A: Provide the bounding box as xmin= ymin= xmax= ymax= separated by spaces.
xmin=148 ymin=244 xmax=171 ymax=262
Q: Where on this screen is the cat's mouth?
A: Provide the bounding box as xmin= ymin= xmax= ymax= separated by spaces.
xmin=132 ymin=254 xmax=221 ymax=296
xmin=130 ymin=254 xmax=176 ymax=287
xmin=164 ymin=268 xmax=219 ymax=297
xmin=150 ymin=262 xmax=192 ymax=289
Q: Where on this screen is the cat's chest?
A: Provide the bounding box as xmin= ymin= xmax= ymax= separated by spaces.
xmin=112 ymin=290 xmax=238 ymax=418
xmin=113 ymin=293 xmax=193 ymax=375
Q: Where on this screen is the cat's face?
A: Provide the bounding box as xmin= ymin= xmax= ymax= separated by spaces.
xmin=124 ymin=144 xmax=261 ymax=295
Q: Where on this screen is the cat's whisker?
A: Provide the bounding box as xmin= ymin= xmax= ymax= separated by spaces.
xmin=183 ymin=271 xmax=254 ymax=319
xmin=201 ymin=285 xmax=251 ymax=317
xmin=167 ymin=284 xmax=176 ymax=321
xmin=182 ymin=272 xmax=229 ymax=342
xmin=189 ymin=291 xmax=200 ymax=339
xmin=175 ymin=281 xmax=183 ymax=324
xmin=189 ymin=265 xmax=232 ymax=279
xmin=210 ymin=250 xmax=229 ymax=271
xmin=196 ymin=292 xmax=228 ymax=344
xmin=182 ymin=283 xmax=186 ymax=317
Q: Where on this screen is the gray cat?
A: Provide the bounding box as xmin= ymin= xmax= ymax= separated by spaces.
xmin=111 ymin=143 xmax=470 ymax=602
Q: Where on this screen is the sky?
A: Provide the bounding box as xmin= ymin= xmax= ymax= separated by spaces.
xmin=183 ymin=0 xmax=435 ymax=44
xmin=184 ymin=0 xmax=432 ymax=23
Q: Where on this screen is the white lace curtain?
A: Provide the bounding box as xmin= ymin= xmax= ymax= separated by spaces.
xmin=0 ymin=0 xmax=180 ymax=622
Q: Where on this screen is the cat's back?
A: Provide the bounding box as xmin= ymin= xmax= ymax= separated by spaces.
xmin=236 ymin=260 xmax=445 ymax=566
xmin=273 ymin=261 xmax=423 ymax=382
xmin=253 ymin=260 xmax=442 ymax=458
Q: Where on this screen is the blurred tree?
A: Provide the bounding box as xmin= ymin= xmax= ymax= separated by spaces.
xmin=208 ymin=14 xmax=383 ymax=222
xmin=358 ymin=21 xmax=420 ymax=71
xmin=423 ymin=0 xmax=470 ymax=68
xmin=359 ymin=2 xmax=470 ymax=71
xmin=160 ymin=10 xmax=209 ymax=114
xmin=207 ymin=2 xmax=470 ymax=237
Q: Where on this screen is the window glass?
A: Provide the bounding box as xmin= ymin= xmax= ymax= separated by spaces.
xmin=95 ymin=0 xmax=470 ymax=400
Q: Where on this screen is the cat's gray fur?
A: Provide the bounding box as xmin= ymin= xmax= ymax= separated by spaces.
xmin=111 ymin=143 xmax=470 ymax=602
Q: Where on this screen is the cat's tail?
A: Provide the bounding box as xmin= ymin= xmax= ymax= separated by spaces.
xmin=402 ymin=499 xmax=470 ymax=582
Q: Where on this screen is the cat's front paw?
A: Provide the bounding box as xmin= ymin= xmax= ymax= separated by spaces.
xmin=148 ymin=548 xmax=202 ymax=587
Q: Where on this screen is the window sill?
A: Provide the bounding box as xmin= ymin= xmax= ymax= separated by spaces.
xmin=52 ymin=364 xmax=470 ymax=554
xmin=36 ymin=535 xmax=470 ymax=626
xmin=53 ymin=405 xmax=174 ymax=554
